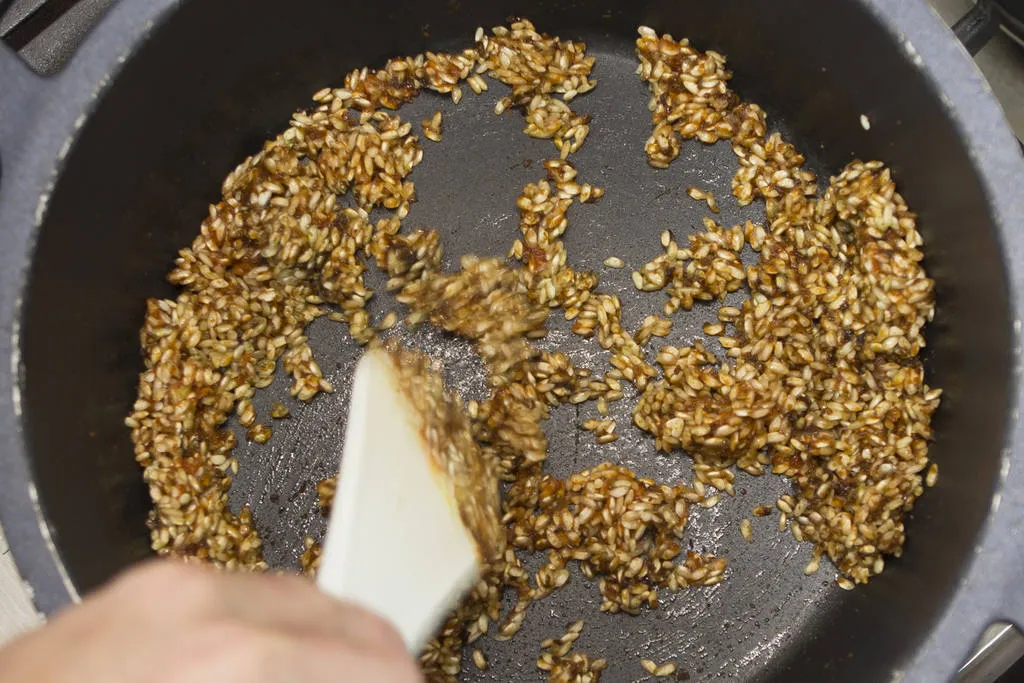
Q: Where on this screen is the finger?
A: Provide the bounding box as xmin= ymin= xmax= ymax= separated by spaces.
xmin=106 ymin=561 xmax=407 ymax=655
xmin=175 ymin=627 xmax=424 ymax=683
xmin=210 ymin=570 xmax=408 ymax=655
xmin=276 ymin=633 xmax=425 ymax=683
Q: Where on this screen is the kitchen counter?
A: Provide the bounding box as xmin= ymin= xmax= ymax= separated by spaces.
xmin=0 ymin=528 xmax=41 ymax=644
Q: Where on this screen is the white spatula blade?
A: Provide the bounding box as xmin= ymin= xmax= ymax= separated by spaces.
xmin=317 ymin=348 xmax=481 ymax=653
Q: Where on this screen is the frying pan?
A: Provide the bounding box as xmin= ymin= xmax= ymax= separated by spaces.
xmin=1 ymin=0 xmax=1024 ymax=681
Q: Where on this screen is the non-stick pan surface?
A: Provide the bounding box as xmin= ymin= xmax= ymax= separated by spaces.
xmin=3 ymin=1 xmax=1024 ymax=682
xmin=223 ymin=48 xmax=838 ymax=682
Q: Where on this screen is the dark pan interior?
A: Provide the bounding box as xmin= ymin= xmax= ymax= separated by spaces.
xmin=19 ymin=0 xmax=1012 ymax=680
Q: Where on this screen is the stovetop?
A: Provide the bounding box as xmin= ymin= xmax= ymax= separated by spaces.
xmin=1 ymin=0 xmax=1023 ymax=681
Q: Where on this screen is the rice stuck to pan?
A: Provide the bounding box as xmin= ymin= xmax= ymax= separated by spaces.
xmin=126 ymin=19 xmax=941 ymax=682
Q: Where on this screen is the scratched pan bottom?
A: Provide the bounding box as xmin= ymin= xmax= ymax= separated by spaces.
xmin=227 ymin=40 xmax=846 ymax=682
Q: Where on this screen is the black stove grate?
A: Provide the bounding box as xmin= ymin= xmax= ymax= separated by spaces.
xmin=1 ymin=0 xmax=115 ymax=75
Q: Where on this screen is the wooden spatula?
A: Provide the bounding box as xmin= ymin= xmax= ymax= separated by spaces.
xmin=316 ymin=345 xmax=492 ymax=653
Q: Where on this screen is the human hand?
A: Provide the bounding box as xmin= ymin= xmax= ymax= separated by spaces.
xmin=0 ymin=560 xmax=423 ymax=683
